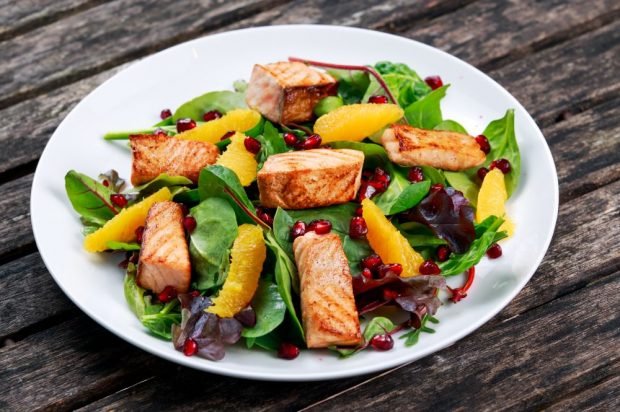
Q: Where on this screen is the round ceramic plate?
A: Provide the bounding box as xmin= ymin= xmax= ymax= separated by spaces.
xmin=31 ymin=25 xmax=558 ymax=381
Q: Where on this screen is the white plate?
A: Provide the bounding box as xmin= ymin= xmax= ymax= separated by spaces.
xmin=31 ymin=25 xmax=558 ymax=381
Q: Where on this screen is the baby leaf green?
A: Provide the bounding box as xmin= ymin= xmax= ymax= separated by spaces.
xmin=404 ymin=85 xmax=448 ymax=128
xmin=65 ymin=170 xmax=118 ymax=226
xmin=242 ymin=280 xmax=286 ymax=338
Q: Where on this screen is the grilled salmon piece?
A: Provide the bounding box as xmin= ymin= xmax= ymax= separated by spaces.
xmin=257 ymin=148 xmax=364 ymax=209
xmin=293 ymin=232 xmax=362 ymax=348
xmin=129 ymin=134 xmax=218 ymax=186
xmin=245 ymin=62 xmax=338 ymax=124
xmin=382 ymin=124 xmax=486 ymax=171
xmin=137 ymin=201 xmax=190 ymax=294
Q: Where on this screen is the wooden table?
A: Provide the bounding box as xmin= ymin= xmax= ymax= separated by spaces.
xmin=1 ymin=0 xmax=618 ymax=410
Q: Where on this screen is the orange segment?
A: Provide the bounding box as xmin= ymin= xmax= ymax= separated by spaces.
xmin=216 ymin=132 xmax=258 ymax=186
xmin=314 ymin=103 xmax=404 ymax=143
xmin=84 ymin=187 xmax=172 ymax=252
xmin=476 ymin=168 xmax=515 ymax=236
xmin=207 ymin=224 xmax=266 ymax=318
xmin=362 ymin=198 xmax=424 ymax=277
xmin=176 ymin=109 xmax=261 ymax=143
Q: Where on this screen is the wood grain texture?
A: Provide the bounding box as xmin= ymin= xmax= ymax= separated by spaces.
xmin=545 ymin=375 xmax=620 ymax=411
xmin=0 ymin=174 xmax=33 ymax=260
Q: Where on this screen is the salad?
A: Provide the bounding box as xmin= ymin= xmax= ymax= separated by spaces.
xmin=64 ymin=58 xmax=519 ymax=361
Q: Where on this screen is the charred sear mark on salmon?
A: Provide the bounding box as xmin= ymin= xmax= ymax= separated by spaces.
xmin=383 ymin=124 xmax=486 ymax=171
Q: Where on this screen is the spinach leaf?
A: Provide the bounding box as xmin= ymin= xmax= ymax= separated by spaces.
xmin=198 ymin=165 xmax=256 ymax=224
xmin=129 ymin=174 xmax=193 ymax=197
xmin=189 ymin=197 xmax=238 ymax=290
xmin=363 ymin=61 xmax=431 ymax=107
xmin=314 ymin=96 xmax=343 ymax=117
xmin=244 ymin=116 xmax=265 ymax=138
xmin=173 ymin=91 xmax=247 ymax=122
xmin=256 ymin=121 xmax=289 ymax=169
xmin=272 ymin=207 xmax=295 ymax=258
xmin=65 ymin=170 xmax=118 ymax=227
xmin=481 ymin=109 xmax=520 ymax=196
xmin=124 ymin=265 xmax=146 ymax=318
xmin=329 ymin=141 xmax=388 ymax=169
xmin=242 ymin=280 xmax=286 ymax=338
xmin=420 ymin=166 xmax=446 ymax=185
xmin=173 ymin=188 xmax=200 ymax=206
xmin=404 ymin=85 xmax=448 ymax=128
xmin=444 ymin=171 xmax=480 ymax=207
xmin=434 ymin=119 xmax=468 ymax=134
xmin=246 ymin=332 xmax=281 ymax=351
xmin=374 ymin=164 xmax=430 ymax=215
xmin=439 ymin=216 xmax=506 ymax=276
xmin=327 ymin=69 xmax=370 ymax=104
xmin=107 ymin=241 xmax=140 ymax=251
xmin=397 ymin=222 xmax=447 ymax=248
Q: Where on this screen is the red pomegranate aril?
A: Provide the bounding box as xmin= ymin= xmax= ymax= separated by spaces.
xmin=424 ymin=75 xmax=443 ymax=90
xmin=176 ymin=118 xmax=196 ymax=133
xmin=361 ymin=254 xmax=383 ymax=272
xmin=487 ymin=243 xmax=503 ymax=259
xmin=160 ymin=108 xmax=172 ymax=120
xmin=110 ymin=194 xmax=128 ymax=208
xmin=370 ymin=334 xmax=394 ymax=351
xmin=490 ymin=158 xmax=511 ymax=174
xmin=183 ymin=216 xmax=197 ymax=233
xmin=302 ymin=134 xmax=322 ymax=150
xmin=203 ymin=110 xmax=222 ymax=122
xmin=357 ymin=182 xmax=377 ymax=202
xmin=135 ymin=226 xmax=145 ymax=243
xmin=419 ymin=259 xmax=441 ymax=275
xmin=244 ymin=136 xmax=261 ymax=154
xmin=408 ymin=166 xmax=425 ymax=183
xmin=158 ymin=285 xmax=178 ymax=303
xmin=183 ymin=338 xmax=198 ymax=356
xmin=190 ymin=290 xmax=201 ymax=298
xmin=378 ymin=263 xmax=403 ymax=278
xmin=382 ymin=288 xmax=400 ymax=301
xmin=256 ymin=207 xmax=274 ymax=227
xmin=278 ymin=342 xmax=300 ymax=360
xmin=436 ymin=245 xmax=451 ymax=262
xmin=475 ymin=134 xmax=491 ymax=154
xmin=102 ymin=179 xmax=110 ymax=187
xmin=291 ymin=221 xmax=307 ymax=239
xmin=283 ymin=132 xmax=299 ymax=146
xmin=368 ymin=95 xmax=389 ymax=104
xmin=349 ymin=216 xmax=368 ymax=239
xmin=221 ymin=131 xmax=235 ymax=140
xmin=308 ymin=219 xmax=332 ymax=234
xmin=361 ymin=268 xmax=373 ymax=279
xmin=477 ymin=167 xmax=489 ymax=180
xmin=430 ymin=183 xmax=444 ymax=193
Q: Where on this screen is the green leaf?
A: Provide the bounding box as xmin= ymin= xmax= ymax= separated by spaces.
xmin=404 ymin=85 xmax=449 ymax=128
xmin=173 ymin=90 xmax=247 ymax=122
xmin=481 ymin=109 xmax=520 ymax=196
xmin=333 ymin=316 xmax=396 ymax=357
xmin=256 ymin=121 xmax=289 ymax=170
xmin=247 ymin=332 xmax=281 ymax=351
xmin=107 ymin=241 xmax=140 ymax=251
xmin=103 ymin=124 xmax=178 ymax=140
xmin=173 ymin=188 xmax=200 ymax=206
xmin=314 ymin=96 xmax=344 ymax=117
xmin=242 ymin=280 xmax=286 ymax=338
xmin=434 ymin=119 xmax=468 ymax=134
xmin=65 ymin=170 xmax=118 ymax=227
xmin=374 ymin=164 xmax=430 ymax=215
xmin=420 ymin=166 xmax=446 ymax=185
xmin=123 ymin=266 xmax=146 ymax=318
xmin=363 ymin=61 xmax=431 ymax=107
xmin=329 ymin=141 xmax=388 ymax=169
xmin=444 ymin=171 xmax=480 ymax=207
xmin=439 ymin=216 xmax=506 ymax=276
xmin=328 ymin=69 xmax=370 ymax=104
xmin=129 ymin=174 xmax=193 ymax=197
xmin=189 ymin=197 xmax=238 ymax=290
xmin=140 ymin=310 xmax=181 ymax=340
xmin=400 ymin=314 xmax=437 ymax=346
xmin=198 ymin=165 xmax=256 ymax=224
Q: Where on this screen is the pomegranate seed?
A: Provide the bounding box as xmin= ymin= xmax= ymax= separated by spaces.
xmin=308 ymin=219 xmax=332 ymax=234
xmin=158 ymin=285 xmax=178 ymax=303
xmin=190 ymin=290 xmax=200 ymax=297
xmin=349 ymin=216 xmax=368 ymax=239
xmin=368 ymin=95 xmax=389 ymax=104
xmin=477 ymin=167 xmax=489 ymax=180
xmin=183 ymin=338 xmax=198 ymax=356
xmin=424 ymin=75 xmax=443 ymax=90
xmin=475 ymin=135 xmax=491 ymax=154
xmin=278 ymin=342 xmax=300 ymax=359
xmin=361 ymin=268 xmax=373 ymax=279
xmin=419 ymin=260 xmax=441 ymax=275
xmin=183 ymin=216 xmax=197 ymax=233
xmin=135 ymin=226 xmax=145 ymax=243
xmin=407 ymin=166 xmax=425 ymax=183
xmin=291 ymin=221 xmax=307 ymax=239
xmin=357 ymin=182 xmax=377 ymax=202
xmin=160 ymin=108 xmax=172 ymax=120
xmin=102 ymin=179 xmax=109 ymax=187
xmin=221 ymin=131 xmax=235 ymax=140
xmin=430 ymin=183 xmax=444 ymax=193
xmin=436 ymin=245 xmax=451 ymax=262
xmin=487 ymin=243 xmax=503 ymax=259
xmin=361 ymin=254 xmax=383 ymax=272
xmin=383 ymin=288 xmax=400 ymax=301
xmin=302 ymin=134 xmax=322 ymax=150
xmin=256 ymin=207 xmax=274 ymax=227
xmin=370 ymin=334 xmax=394 ymax=351
xmin=377 ymin=263 xmax=403 ymax=278
xmin=490 ymin=158 xmax=511 ymax=174
xmin=110 ymin=194 xmax=127 ymax=208
xmin=244 ymin=136 xmax=261 ymax=154
xmin=203 ymin=110 xmax=222 ymax=122
xmin=283 ymin=132 xmax=299 ymax=146
xmin=176 ymin=118 xmax=196 ymax=133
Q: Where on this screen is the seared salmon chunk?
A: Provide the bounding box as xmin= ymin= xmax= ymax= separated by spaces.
xmin=245 ymin=62 xmax=338 ymax=124
xmin=257 ymin=148 xmax=364 ymax=209
xmin=129 ymin=134 xmax=218 ymax=186
xmin=382 ymin=124 xmax=486 ymax=171
xmin=137 ymin=201 xmax=190 ymax=294
xmin=293 ymin=232 xmax=362 ymax=348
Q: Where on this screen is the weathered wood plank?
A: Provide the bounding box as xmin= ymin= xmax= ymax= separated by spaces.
xmin=0 ymin=174 xmax=33 ymax=259
xmin=0 ymin=0 xmax=110 ymax=41
xmin=0 ymin=253 xmax=74 ymax=340
xmin=545 ymin=375 xmax=620 ymax=412
xmin=79 ymin=272 xmax=620 ymax=411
